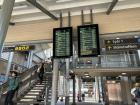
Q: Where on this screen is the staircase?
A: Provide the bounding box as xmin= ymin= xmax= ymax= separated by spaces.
xmin=17 ymin=72 xmax=53 ymax=105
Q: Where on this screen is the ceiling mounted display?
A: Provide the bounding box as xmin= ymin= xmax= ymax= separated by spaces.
xmin=78 ymin=24 xmax=100 ymax=57
xmin=53 ymin=27 xmax=73 ymax=58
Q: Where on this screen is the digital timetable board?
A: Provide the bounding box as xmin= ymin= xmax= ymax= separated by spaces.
xmin=78 ymin=24 xmax=100 ymax=57
xmin=53 ymin=27 xmax=73 ymax=58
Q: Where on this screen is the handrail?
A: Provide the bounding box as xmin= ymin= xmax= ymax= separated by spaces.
xmin=0 ymin=65 xmax=38 ymax=102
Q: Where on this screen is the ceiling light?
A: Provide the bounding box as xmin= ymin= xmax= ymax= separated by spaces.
xmin=87 ymin=60 xmax=91 ymax=63
xmin=122 ymin=73 xmax=127 ymax=75
xmin=84 ymin=72 xmax=89 ymax=75
xmin=85 ymin=75 xmax=90 ymax=78
xmin=119 ymin=75 xmax=122 ymax=78
xmin=116 ymin=37 xmax=120 ymax=39
xmin=134 ymin=36 xmax=139 ymax=38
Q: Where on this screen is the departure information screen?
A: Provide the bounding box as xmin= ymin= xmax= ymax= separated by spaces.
xmin=53 ymin=27 xmax=73 ymax=58
xmin=78 ymin=24 xmax=100 ymax=57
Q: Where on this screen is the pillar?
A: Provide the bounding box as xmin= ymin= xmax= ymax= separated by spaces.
xmin=5 ymin=52 xmax=14 ymax=80
xmin=120 ymin=76 xmax=132 ymax=105
xmin=72 ymin=74 xmax=76 ymax=105
xmin=65 ymin=59 xmax=70 ymax=105
xmin=28 ymin=51 xmax=33 ymax=68
xmin=95 ymin=76 xmax=100 ymax=102
xmin=51 ymin=59 xmax=59 ymax=105
xmin=78 ymin=76 xmax=82 ymax=101
xmin=0 ymin=0 xmax=15 ymax=58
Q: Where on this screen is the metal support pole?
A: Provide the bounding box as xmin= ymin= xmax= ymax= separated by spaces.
xmin=5 ymin=52 xmax=14 ymax=80
xmin=0 ymin=0 xmax=15 ymax=58
xmin=28 ymin=51 xmax=33 ymax=68
xmin=95 ymin=76 xmax=100 ymax=102
xmin=72 ymin=74 xmax=76 ymax=105
xmin=60 ymin=12 xmax=63 ymax=28
xmin=27 ymin=52 xmax=31 ymax=68
xmin=90 ymin=9 xmax=93 ymax=24
xmin=68 ymin=11 xmax=71 ymax=27
xmin=51 ymin=59 xmax=59 ymax=105
xmin=81 ymin=10 xmax=84 ymax=25
xmin=65 ymin=59 xmax=70 ymax=105
xmin=78 ymin=76 xmax=82 ymax=101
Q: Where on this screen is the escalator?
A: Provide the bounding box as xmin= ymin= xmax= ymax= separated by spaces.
xmin=0 ymin=63 xmax=53 ymax=105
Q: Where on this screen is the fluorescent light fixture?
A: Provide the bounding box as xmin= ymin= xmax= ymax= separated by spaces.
xmin=56 ymin=0 xmax=72 ymax=3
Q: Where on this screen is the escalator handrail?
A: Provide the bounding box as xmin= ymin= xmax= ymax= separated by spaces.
xmin=0 ymin=65 xmax=38 ymax=95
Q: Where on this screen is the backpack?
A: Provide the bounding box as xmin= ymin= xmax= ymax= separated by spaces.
xmin=134 ymin=88 xmax=140 ymax=98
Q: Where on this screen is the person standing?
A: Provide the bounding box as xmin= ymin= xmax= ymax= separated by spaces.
xmin=4 ymin=70 xmax=19 ymax=105
xmin=131 ymin=83 xmax=140 ymax=105
xmin=37 ymin=63 xmax=45 ymax=84
xmin=81 ymin=93 xmax=85 ymax=102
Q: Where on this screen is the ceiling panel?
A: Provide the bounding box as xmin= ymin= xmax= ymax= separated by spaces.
xmin=1 ymin=0 xmax=140 ymax=22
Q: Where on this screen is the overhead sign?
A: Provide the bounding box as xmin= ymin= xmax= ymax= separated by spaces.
xmin=78 ymin=24 xmax=100 ymax=57
xmin=105 ymin=38 xmax=140 ymax=51
xmin=15 ymin=45 xmax=35 ymax=51
xmin=53 ymin=27 xmax=73 ymax=58
xmin=3 ymin=45 xmax=35 ymax=52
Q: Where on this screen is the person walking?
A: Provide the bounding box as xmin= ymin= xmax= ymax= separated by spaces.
xmin=131 ymin=83 xmax=140 ymax=105
xmin=37 ymin=63 xmax=45 ymax=84
xmin=4 ymin=70 xmax=19 ymax=105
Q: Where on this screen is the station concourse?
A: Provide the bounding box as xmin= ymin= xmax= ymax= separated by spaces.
xmin=0 ymin=0 xmax=140 ymax=105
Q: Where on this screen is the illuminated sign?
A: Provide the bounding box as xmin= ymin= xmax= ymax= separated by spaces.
xmin=15 ymin=45 xmax=35 ymax=51
xmin=78 ymin=24 xmax=100 ymax=57
xmin=53 ymin=27 xmax=73 ymax=58
xmin=105 ymin=38 xmax=140 ymax=51
xmin=3 ymin=45 xmax=35 ymax=52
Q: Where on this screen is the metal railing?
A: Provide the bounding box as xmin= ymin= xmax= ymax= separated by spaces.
xmin=74 ymin=54 xmax=140 ymax=69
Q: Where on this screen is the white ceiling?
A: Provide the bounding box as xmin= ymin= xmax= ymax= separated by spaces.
xmin=1 ymin=0 xmax=140 ymax=22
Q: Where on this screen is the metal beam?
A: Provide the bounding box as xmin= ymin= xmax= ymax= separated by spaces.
xmin=106 ymin=0 xmax=118 ymax=15
xmin=34 ymin=54 xmax=43 ymax=61
xmin=27 ymin=0 xmax=58 ymax=20
xmin=0 ymin=0 xmax=15 ymax=58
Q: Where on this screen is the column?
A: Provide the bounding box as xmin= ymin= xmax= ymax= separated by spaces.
xmin=72 ymin=74 xmax=76 ymax=105
xmin=120 ymin=76 xmax=132 ymax=105
xmin=65 ymin=59 xmax=70 ymax=105
xmin=0 ymin=0 xmax=15 ymax=58
xmin=51 ymin=59 xmax=59 ymax=105
xmin=5 ymin=52 xmax=14 ymax=80
xmin=28 ymin=51 xmax=33 ymax=68
xmin=26 ymin=52 xmax=31 ymax=68
xmin=78 ymin=76 xmax=82 ymax=101
xmin=95 ymin=76 xmax=100 ymax=102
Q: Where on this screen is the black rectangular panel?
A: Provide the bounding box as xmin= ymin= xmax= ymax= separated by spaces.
xmin=78 ymin=24 xmax=100 ymax=57
xmin=53 ymin=27 xmax=73 ymax=58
